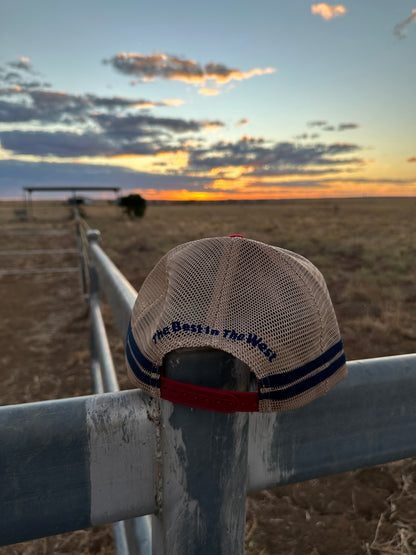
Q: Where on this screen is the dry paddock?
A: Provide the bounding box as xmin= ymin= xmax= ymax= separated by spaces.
xmin=1 ymin=198 xmax=416 ymax=554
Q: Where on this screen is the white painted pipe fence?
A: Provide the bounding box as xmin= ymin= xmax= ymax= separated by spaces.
xmin=1 ymin=219 xmax=416 ymax=553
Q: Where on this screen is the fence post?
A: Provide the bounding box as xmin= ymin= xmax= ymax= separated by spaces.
xmin=153 ymin=348 xmax=251 ymax=555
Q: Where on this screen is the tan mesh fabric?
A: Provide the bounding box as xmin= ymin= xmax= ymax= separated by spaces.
xmin=126 ymin=236 xmax=347 ymax=412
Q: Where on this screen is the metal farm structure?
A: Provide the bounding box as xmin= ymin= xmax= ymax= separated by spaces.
xmin=1 ymin=208 xmax=416 ymax=554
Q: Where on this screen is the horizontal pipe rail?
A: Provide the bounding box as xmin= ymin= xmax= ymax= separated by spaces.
xmin=87 ymin=230 xmax=137 ymax=340
xmin=0 ymin=229 xmax=72 ymax=235
xmin=0 ymin=267 xmax=79 ymax=276
xmin=248 ymin=352 xmax=416 ymax=491
xmin=2 ymin=352 xmax=416 ymax=547
xmin=0 ymin=249 xmax=78 ymax=255
xmin=90 ymin=294 xmax=120 ymax=393
xmin=0 ymin=391 xmax=155 ymax=546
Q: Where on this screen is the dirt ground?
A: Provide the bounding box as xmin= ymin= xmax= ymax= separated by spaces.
xmin=1 ymin=199 xmax=416 ymax=554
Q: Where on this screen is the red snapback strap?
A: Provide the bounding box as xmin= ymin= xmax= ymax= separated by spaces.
xmin=160 ymin=376 xmax=259 ymax=413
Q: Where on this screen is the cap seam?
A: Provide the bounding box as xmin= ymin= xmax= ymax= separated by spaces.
xmin=277 ymin=252 xmax=325 ymax=354
xmin=211 ymin=239 xmax=239 ymax=332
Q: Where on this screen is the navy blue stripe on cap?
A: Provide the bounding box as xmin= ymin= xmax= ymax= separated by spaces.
xmin=127 ymin=322 xmax=159 ymax=374
xmin=259 ymin=352 xmax=346 ymax=402
xmin=126 ymin=322 xmax=161 ymax=388
xmin=261 ymin=339 xmax=344 ymax=389
xmin=126 ymin=340 xmax=161 ymax=388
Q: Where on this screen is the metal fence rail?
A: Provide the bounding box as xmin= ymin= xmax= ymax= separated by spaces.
xmin=0 ymin=223 xmax=79 ymax=275
xmin=0 ymin=249 xmax=78 ymax=255
xmin=0 ymin=267 xmax=79 ymax=276
xmin=2 ymin=354 xmax=416 ymax=547
xmin=86 ymin=227 xmax=152 ymax=555
xmin=0 ymin=391 xmax=155 ymax=546
xmin=1 ymin=214 xmax=416 ymax=553
xmin=87 ymin=229 xmax=137 ymax=339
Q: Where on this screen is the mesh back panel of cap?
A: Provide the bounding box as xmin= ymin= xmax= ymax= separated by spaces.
xmin=127 ymin=237 xmax=347 ymax=412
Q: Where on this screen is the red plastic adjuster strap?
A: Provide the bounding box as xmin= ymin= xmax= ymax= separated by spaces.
xmin=160 ymin=376 xmax=259 ymax=413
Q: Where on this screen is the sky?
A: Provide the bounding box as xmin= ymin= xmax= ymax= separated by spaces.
xmin=0 ymin=0 xmax=415 ymax=201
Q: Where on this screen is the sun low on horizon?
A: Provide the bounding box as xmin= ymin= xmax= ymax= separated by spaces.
xmin=0 ymin=0 xmax=415 ymax=201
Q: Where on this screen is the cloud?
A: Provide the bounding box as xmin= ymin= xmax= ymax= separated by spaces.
xmin=0 ymin=70 xmax=226 ymax=159
xmin=0 ymin=58 xmax=51 ymax=89
xmin=0 ymin=89 xmax=89 ymax=123
xmin=85 ymin=93 xmax=183 ymax=109
xmin=407 ymin=156 xmax=416 ymax=163
xmin=332 ymin=177 xmax=412 ymax=185
xmin=201 ymin=179 xmax=333 ymax=194
xmin=394 ymin=9 xmax=416 ymax=39
xmin=0 ymin=87 xmax=185 ymax=124
xmin=0 ymin=99 xmax=37 ymax=123
xmin=337 ymin=122 xmax=359 ymax=131
xmin=198 ymin=88 xmax=220 ymax=96
xmin=307 ymin=120 xmax=359 ymax=132
xmin=162 ymin=99 xmax=184 ymax=106
xmin=4 ymin=72 xmax=21 ymax=82
xmin=307 ymin=120 xmax=328 ymax=127
xmin=0 ymin=60 xmax=186 ymax=123
xmin=187 ymin=136 xmax=364 ymax=174
xmin=204 ymin=175 xmax=414 ymax=197
xmin=7 ymin=57 xmax=34 ymax=73
xmin=0 ymin=124 xmax=195 ymax=157
xmin=0 ymin=109 xmax=225 ymax=157
xmin=245 ymin=179 xmax=332 ymax=189
xmin=248 ymin=167 xmax=342 ymax=177
xmin=311 ymin=4 xmax=347 ymax=20
xmin=92 ymin=113 xmax=224 ymax=137
xmin=0 ymin=159 xmax=214 ymax=195
xmin=103 ymin=52 xmax=275 ymax=87
xmin=2 ymin=74 xmax=51 ymax=88
xmin=204 ymin=63 xmax=275 ymax=83
xmin=237 ymin=118 xmax=249 ymax=126
xmin=0 ymin=131 xmax=124 ymax=157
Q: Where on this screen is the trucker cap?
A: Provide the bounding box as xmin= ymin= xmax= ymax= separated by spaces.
xmin=126 ymin=236 xmax=347 ymax=412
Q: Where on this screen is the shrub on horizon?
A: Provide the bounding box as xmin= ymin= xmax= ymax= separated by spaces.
xmin=118 ymin=194 xmax=147 ymax=219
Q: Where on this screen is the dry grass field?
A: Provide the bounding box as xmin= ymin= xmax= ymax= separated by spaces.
xmin=1 ymin=197 xmax=416 ymax=554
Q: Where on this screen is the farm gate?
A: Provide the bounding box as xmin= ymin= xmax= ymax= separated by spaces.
xmin=1 ymin=208 xmax=416 ymax=554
